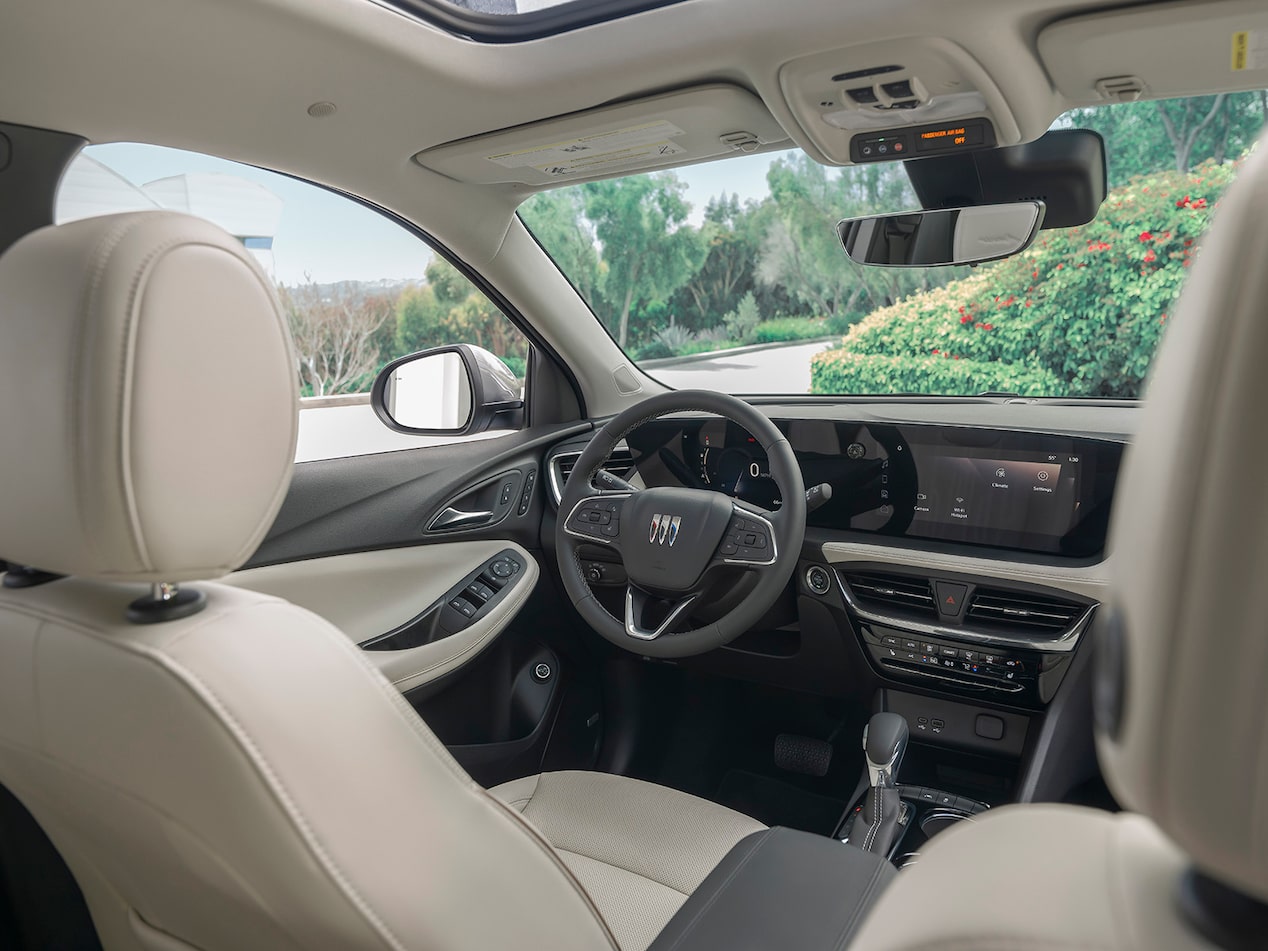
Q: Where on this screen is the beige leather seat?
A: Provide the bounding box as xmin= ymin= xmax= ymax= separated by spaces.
xmin=0 ymin=211 xmax=762 ymax=951
xmin=852 ymin=140 xmax=1268 ymax=948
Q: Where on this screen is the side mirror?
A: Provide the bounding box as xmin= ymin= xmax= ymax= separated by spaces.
xmin=370 ymin=344 xmax=524 ymax=436
xmin=837 ymin=201 xmax=1045 ymax=268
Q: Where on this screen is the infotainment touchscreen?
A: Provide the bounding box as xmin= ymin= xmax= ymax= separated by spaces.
xmin=795 ymin=423 xmax=1123 ymax=558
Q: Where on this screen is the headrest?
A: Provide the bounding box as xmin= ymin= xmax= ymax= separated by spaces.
xmin=0 ymin=212 xmax=297 ymax=582
xmin=1100 ymin=140 xmax=1268 ymax=902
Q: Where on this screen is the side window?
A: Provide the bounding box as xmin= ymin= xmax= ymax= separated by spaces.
xmin=55 ymin=143 xmax=529 ymax=461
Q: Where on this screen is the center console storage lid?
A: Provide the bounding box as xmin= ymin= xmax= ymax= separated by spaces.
xmin=647 ymin=827 xmax=895 ymax=951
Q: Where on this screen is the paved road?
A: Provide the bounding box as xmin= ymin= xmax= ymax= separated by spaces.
xmin=648 ymin=340 xmax=833 ymax=394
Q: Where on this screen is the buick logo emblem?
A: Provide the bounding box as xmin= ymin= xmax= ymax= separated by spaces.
xmin=649 ymin=514 xmax=682 ymax=546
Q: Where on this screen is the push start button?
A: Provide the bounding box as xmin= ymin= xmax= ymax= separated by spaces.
xmin=934 ymin=581 xmax=968 ymax=617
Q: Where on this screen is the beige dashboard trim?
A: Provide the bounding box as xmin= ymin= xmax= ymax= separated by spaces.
xmin=819 ymin=542 xmax=1109 ymax=602
xmin=225 ymin=541 xmax=538 ymax=692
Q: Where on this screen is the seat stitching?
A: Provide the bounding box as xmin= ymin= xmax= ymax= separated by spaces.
xmin=656 ymin=830 xmax=769 ymax=951
xmin=0 ymin=597 xmax=410 ymax=951
xmin=0 ymin=742 xmax=314 ymax=946
xmin=553 ymin=846 xmax=691 ymax=899
xmin=831 ymin=860 xmax=888 ymax=950
xmin=862 ymin=790 xmax=881 ymax=852
xmin=1 ymin=592 xmax=621 ymax=951
xmin=303 ymin=606 xmax=621 ymax=949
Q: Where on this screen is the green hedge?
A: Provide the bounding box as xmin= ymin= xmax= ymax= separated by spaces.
xmin=812 ymin=159 xmax=1239 ymax=397
xmin=812 ymin=350 xmax=1064 ymax=396
xmin=751 ymin=316 xmax=831 ymax=344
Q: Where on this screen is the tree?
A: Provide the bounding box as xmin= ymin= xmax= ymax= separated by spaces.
xmin=520 ymin=189 xmax=602 ymax=303
xmin=281 ymin=279 xmax=396 ymax=397
xmin=1066 ymin=92 xmax=1268 ymax=185
xmin=670 ymin=193 xmax=765 ymax=331
xmin=760 ymin=155 xmax=943 ymax=320
xmin=580 ymin=173 xmax=707 ymax=348
xmin=394 ymin=257 xmax=529 ymax=372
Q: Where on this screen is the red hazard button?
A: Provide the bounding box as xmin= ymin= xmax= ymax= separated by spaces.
xmin=934 ymin=581 xmax=969 ymax=618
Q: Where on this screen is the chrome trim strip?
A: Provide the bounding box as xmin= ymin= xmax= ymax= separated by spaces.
xmin=878 ymin=660 xmax=1027 ymax=693
xmin=625 ymin=589 xmax=697 ymax=640
xmin=835 ymin=570 xmax=1096 ymax=654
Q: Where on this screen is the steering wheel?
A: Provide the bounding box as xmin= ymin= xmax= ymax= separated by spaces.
xmin=557 ymin=390 xmax=806 ymax=658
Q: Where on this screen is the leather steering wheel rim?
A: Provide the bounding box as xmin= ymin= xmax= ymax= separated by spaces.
xmin=556 ymin=389 xmax=806 ymax=658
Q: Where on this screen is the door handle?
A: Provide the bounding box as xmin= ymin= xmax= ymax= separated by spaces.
xmin=430 ymin=506 xmax=494 ymax=531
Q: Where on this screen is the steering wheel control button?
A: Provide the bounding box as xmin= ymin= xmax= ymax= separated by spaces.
xmin=567 ymin=496 xmax=627 ymax=543
xmin=805 ymin=565 xmax=832 ymax=595
xmin=933 ymin=581 xmax=969 ymax=617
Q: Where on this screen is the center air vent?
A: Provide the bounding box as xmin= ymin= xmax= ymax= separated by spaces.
xmin=841 ymin=571 xmax=937 ymax=619
xmin=966 ymin=588 xmax=1085 ymax=634
xmin=549 ymin=447 xmax=636 ymax=504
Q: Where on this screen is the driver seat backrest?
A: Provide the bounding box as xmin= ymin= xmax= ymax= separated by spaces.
xmin=0 ymin=212 xmax=618 ymax=951
xmin=852 ymin=137 xmax=1268 ymax=949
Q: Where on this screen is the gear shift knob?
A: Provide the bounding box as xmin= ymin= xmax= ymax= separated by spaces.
xmin=863 ymin=713 xmax=909 ymax=788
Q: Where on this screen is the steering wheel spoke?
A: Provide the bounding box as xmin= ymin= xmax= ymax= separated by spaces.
xmin=625 ymin=585 xmax=697 ymax=640
xmin=562 ymin=491 xmax=632 ymax=551
xmin=713 ymin=502 xmax=779 ymax=570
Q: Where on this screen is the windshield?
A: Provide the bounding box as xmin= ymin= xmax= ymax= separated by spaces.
xmin=522 ymin=92 xmax=1268 ymax=397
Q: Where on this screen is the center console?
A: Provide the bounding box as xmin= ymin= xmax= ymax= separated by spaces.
xmin=834 ymin=564 xmax=1097 ymax=710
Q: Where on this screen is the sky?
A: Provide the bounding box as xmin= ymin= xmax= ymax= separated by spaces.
xmin=78 ymin=142 xmax=791 ymax=285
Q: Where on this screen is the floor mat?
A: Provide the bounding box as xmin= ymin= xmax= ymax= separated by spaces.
xmin=715 ymin=768 xmax=847 ymax=835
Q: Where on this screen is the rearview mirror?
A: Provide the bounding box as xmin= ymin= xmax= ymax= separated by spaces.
xmin=837 ymin=201 xmax=1045 ymax=268
xmin=370 ymin=343 xmax=524 ymax=436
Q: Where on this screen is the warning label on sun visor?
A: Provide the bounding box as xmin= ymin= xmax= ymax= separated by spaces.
xmin=485 ymin=121 xmax=688 ymax=178
xmin=1232 ymin=30 xmax=1268 ymax=71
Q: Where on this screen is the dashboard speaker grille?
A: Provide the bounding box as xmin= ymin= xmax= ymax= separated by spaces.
xmin=966 ymin=588 xmax=1084 ymax=634
xmin=841 ymin=571 xmax=937 ymax=619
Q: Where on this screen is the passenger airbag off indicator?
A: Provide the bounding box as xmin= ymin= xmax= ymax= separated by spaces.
xmin=934 ymin=581 xmax=969 ymax=618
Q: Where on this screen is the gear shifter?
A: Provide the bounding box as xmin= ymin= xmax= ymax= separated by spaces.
xmin=850 ymin=713 xmax=910 ymax=857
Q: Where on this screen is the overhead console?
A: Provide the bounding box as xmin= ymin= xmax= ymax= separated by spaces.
xmin=776 ymin=38 xmax=1021 ymax=166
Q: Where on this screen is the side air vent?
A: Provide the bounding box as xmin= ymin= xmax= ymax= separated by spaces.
xmin=841 ymin=571 xmax=937 ymax=619
xmin=966 ymin=588 xmax=1085 ymax=634
xmin=549 ymin=447 xmax=636 ymax=504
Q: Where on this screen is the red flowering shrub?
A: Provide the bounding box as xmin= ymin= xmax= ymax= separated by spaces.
xmin=812 ymin=159 xmax=1238 ymax=396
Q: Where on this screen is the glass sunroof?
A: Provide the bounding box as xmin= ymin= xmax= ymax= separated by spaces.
xmin=383 ymin=0 xmax=687 ymax=41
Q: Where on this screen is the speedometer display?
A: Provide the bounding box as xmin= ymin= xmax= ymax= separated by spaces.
xmin=697 ymin=422 xmax=781 ymax=508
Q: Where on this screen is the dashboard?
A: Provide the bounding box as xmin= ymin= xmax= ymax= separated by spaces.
xmin=625 ymin=417 xmax=1123 ymax=560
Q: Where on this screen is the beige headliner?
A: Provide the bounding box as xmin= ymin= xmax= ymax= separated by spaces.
xmin=0 ymin=0 xmax=1256 ymax=413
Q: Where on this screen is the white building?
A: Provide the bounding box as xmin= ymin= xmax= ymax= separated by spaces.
xmin=57 ymin=156 xmax=283 ymax=277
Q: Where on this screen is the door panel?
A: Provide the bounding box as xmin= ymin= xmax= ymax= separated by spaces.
xmin=240 ymin=418 xmax=605 ymax=785
xmin=226 ymin=540 xmax=538 ymax=692
xmin=248 ymin=422 xmax=589 ymax=566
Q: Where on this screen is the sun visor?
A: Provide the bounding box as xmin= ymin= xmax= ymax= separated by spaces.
xmin=1039 ymin=0 xmax=1268 ymax=105
xmin=413 ymin=85 xmax=791 ymax=188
